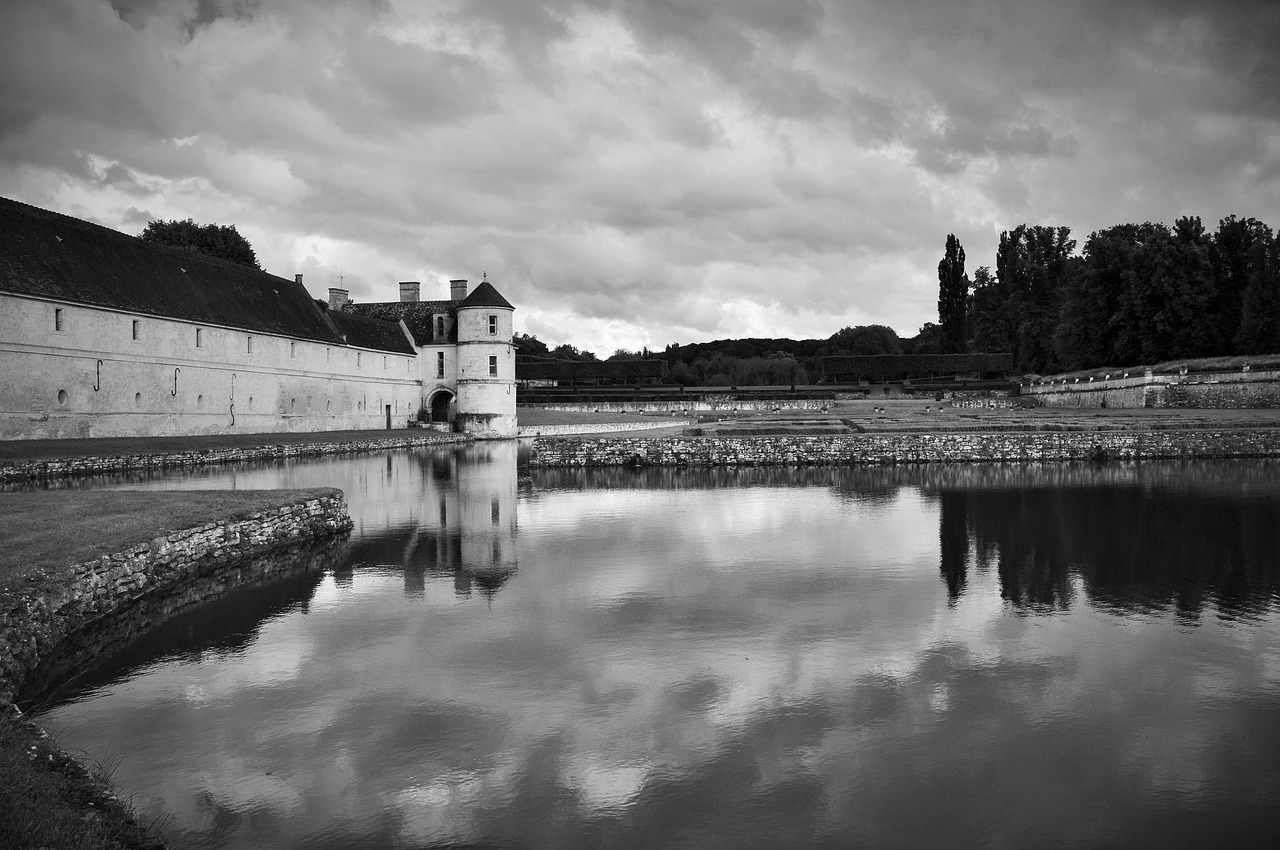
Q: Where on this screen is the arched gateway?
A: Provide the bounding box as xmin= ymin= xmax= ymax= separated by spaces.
xmin=428 ymin=389 xmax=454 ymax=424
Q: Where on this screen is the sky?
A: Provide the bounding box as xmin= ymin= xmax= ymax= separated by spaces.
xmin=2 ymin=0 xmax=1279 ymax=356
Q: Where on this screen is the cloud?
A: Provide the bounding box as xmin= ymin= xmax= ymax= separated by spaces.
xmin=2 ymin=0 xmax=1279 ymax=353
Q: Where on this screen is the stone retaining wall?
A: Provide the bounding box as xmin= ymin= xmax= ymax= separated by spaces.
xmin=516 ymin=419 xmax=695 ymax=437
xmin=530 ymin=430 xmax=1280 ymax=467
xmin=521 ymin=396 xmax=859 ymax=415
xmin=1024 ymin=369 xmax=1280 ymax=409
xmin=0 ymin=490 xmax=353 ymax=703
xmin=0 ymin=432 xmax=468 ymax=484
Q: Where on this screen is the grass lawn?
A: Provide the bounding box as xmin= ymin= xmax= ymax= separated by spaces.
xmin=0 ymin=489 xmax=335 ymax=589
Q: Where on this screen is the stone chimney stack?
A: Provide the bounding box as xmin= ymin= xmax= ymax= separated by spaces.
xmin=399 ymin=281 xmax=421 ymax=303
xmin=328 ymin=288 xmax=350 ymax=311
xmin=450 ymin=279 xmax=469 ymax=301
xmin=295 ymin=273 xmax=304 ymax=287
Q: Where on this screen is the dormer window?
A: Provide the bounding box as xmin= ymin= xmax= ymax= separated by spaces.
xmin=488 ymin=315 xmax=497 ymax=335
xmin=436 ymin=316 xmax=445 ymax=339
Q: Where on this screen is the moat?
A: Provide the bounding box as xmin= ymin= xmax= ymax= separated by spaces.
xmin=31 ymin=445 xmax=1280 ymax=848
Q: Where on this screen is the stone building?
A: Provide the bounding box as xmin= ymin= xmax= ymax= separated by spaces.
xmin=0 ymin=196 xmax=516 ymax=439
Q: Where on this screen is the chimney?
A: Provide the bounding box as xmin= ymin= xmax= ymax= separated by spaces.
xmin=295 ymin=273 xmax=304 ymax=286
xmin=399 ymin=281 xmax=421 ymax=303
xmin=328 ymin=288 xmax=349 ymax=311
xmin=450 ymin=279 xmax=469 ymax=301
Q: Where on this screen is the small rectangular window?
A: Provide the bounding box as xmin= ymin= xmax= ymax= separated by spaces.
xmin=357 ymin=352 xmax=362 ymax=367
xmin=437 ymin=351 xmax=445 ymax=379
xmin=326 ymin=347 xmax=331 ymax=363
xmin=488 ymin=315 xmax=497 ymax=335
xmin=436 ymin=316 xmax=445 ymax=339
xmin=55 ymin=308 xmax=64 ymax=332
xmin=488 ymin=355 xmax=498 ymax=376
xmin=247 ymin=335 xmax=254 ymax=354
xmin=290 ymin=341 xmax=296 ymax=359
xmin=131 ymin=319 xmax=140 ymax=341
xmin=195 ymin=327 xmax=203 ymax=348
xmin=383 ymin=356 xmax=387 ymax=370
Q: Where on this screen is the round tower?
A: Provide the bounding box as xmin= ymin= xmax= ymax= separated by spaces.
xmin=453 ymin=280 xmax=516 ymax=437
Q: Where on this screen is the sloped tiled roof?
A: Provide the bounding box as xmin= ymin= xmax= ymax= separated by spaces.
xmin=328 ymin=310 xmax=416 ymax=355
xmin=348 ymin=300 xmax=454 ymax=343
xmin=458 ymin=280 xmax=513 ymax=309
xmin=0 ymin=196 xmax=419 ymax=355
xmin=0 ymin=196 xmax=340 ymax=342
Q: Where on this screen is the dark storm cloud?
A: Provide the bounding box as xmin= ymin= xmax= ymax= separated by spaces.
xmin=2 ymin=0 xmax=1278 ymax=352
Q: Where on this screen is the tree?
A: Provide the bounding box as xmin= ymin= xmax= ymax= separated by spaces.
xmin=826 ymin=325 xmax=902 ymax=356
xmin=513 ymin=333 xmax=550 ymax=358
xmin=140 ymin=218 xmax=260 ymax=269
xmin=937 ymin=233 xmax=970 ymax=353
xmin=995 ymin=224 xmax=1075 ymax=373
xmin=1235 ymin=232 xmax=1280 ymax=354
xmin=1210 ymin=215 xmax=1272 ymax=353
xmin=1056 ymin=222 xmax=1164 ymax=369
xmin=966 ymin=266 xmax=1008 ymax=353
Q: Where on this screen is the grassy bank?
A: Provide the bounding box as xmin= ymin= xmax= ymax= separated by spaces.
xmin=1 ymin=488 xmax=338 ymax=850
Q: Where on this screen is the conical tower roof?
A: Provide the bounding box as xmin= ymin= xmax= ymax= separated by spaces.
xmin=458 ymin=280 xmax=513 ymax=309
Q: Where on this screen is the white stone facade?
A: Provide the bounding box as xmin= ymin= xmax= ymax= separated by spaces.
xmin=0 ymin=197 xmax=517 ymax=440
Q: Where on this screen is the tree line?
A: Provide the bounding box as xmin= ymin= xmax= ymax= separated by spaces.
xmin=937 ymin=215 xmax=1280 ymax=374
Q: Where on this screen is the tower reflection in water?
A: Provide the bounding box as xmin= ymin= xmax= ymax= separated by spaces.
xmin=342 ymin=440 xmax=519 ymax=600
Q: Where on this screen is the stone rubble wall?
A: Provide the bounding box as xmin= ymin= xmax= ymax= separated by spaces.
xmin=516 ymin=419 xmax=695 ymax=437
xmin=0 ymin=490 xmax=353 ymax=703
xmin=520 ymin=395 xmax=861 ymax=416
xmin=0 ymin=432 xmax=468 ymax=483
xmin=1023 ymin=369 xmax=1280 ymax=409
xmin=530 ymin=430 xmax=1280 ymax=467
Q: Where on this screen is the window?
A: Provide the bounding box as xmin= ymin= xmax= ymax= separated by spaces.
xmin=437 ymin=351 xmax=445 ymax=378
xmin=357 ymin=352 xmax=362 ymax=367
xmin=488 ymin=315 xmax=497 ymax=335
xmin=290 ymin=341 xmax=296 ymax=359
xmin=488 ymin=355 xmax=498 ymax=376
xmin=195 ymin=327 xmax=203 ymax=348
xmin=246 ymin=335 xmax=254 ymax=354
xmin=54 ymin=308 xmax=64 ymax=332
xmin=436 ymin=316 xmax=445 ymax=339
xmin=326 ymin=347 xmax=331 ymax=363
xmin=383 ymin=356 xmax=387 ymax=371
xmin=131 ymin=319 xmax=140 ymax=341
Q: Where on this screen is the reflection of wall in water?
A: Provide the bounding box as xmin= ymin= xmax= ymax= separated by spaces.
xmin=348 ymin=441 xmax=519 ymax=600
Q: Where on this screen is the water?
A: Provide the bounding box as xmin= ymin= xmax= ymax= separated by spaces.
xmin=31 ymin=447 xmax=1280 ymax=848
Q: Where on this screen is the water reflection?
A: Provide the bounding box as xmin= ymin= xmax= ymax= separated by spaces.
xmin=29 ymin=455 xmax=1280 ymax=849
xmin=924 ymin=463 xmax=1280 ymax=618
xmin=348 ymin=441 xmax=519 ymax=599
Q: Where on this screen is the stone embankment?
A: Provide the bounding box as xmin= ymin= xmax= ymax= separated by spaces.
xmin=517 ymin=419 xmax=695 ymax=437
xmin=1024 ymin=367 xmax=1280 ymax=409
xmin=0 ymin=432 xmax=468 ymax=483
xmin=530 ymin=430 xmax=1280 ymax=466
xmin=0 ymin=490 xmax=352 ymax=703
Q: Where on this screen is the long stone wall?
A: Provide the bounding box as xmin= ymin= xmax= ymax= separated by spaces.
xmin=0 ymin=489 xmax=353 ymax=703
xmin=1023 ymin=368 xmax=1280 ymax=408
xmin=530 ymin=430 xmax=1280 ymax=467
xmin=519 ymin=395 xmax=858 ymax=415
xmin=516 ymin=418 xmax=695 ymax=437
xmin=0 ymin=431 xmax=469 ymax=483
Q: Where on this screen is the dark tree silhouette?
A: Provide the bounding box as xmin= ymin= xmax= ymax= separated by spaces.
xmin=937 ymin=233 xmax=969 ymax=353
xmin=141 ymin=218 xmax=260 ymax=269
